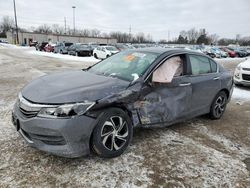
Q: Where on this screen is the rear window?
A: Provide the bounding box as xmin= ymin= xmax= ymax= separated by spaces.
xmin=65 ymin=43 xmax=73 ymax=46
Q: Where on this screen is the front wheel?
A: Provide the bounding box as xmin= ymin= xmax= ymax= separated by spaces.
xmin=94 ymin=53 xmax=98 ymax=59
xmin=210 ymin=91 xmax=228 ymax=120
xmin=91 ymin=108 xmax=133 ymax=158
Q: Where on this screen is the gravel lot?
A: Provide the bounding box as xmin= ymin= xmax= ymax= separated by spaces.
xmin=0 ymin=45 xmax=250 ymax=188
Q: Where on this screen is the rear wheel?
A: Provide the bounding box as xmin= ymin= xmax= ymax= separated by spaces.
xmin=91 ymin=108 xmax=133 ymax=158
xmin=106 ymin=54 xmax=110 ymax=58
xmin=210 ymin=91 xmax=228 ymax=119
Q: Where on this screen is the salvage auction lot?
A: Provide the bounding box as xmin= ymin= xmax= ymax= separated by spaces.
xmin=0 ymin=45 xmax=249 ymax=187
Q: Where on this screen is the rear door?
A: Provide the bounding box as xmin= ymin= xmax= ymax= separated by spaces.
xmin=187 ymin=54 xmax=221 ymax=115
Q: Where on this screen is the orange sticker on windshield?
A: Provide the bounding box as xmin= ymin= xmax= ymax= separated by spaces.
xmin=124 ymin=54 xmax=135 ymax=62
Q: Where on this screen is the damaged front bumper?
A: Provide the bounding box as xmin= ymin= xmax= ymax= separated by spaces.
xmin=12 ymin=103 xmax=97 ymax=158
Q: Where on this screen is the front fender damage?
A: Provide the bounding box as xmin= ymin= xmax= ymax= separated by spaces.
xmin=89 ymin=83 xmax=143 ymax=127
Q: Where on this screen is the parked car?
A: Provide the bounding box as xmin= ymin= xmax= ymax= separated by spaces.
xmin=234 ymin=58 xmax=250 ymax=86
xmin=67 ymin=43 xmax=92 ymax=56
xmin=88 ymin=43 xmax=99 ymax=55
xmin=54 ymin=42 xmax=73 ymax=54
xmin=93 ymin=46 xmax=119 ymax=59
xmin=44 ymin=43 xmax=56 ymax=52
xmin=29 ymin=41 xmax=38 ymax=47
xmin=12 ymin=48 xmax=233 ymax=158
xmin=36 ymin=42 xmax=48 ymax=51
xmin=220 ymin=47 xmax=236 ymax=58
xmin=112 ymin=43 xmax=129 ymax=51
xmin=0 ymin=39 xmax=8 ymax=43
xmin=239 ymin=48 xmax=250 ymax=56
xmin=203 ymin=48 xmax=216 ymax=58
xmin=212 ymin=47 xmax=228 ymax=58
xmin=227 ymin=47 xmax=247 ymax=57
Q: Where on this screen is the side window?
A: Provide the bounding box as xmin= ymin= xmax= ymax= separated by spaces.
xmin=210 ymin=60 xmax=217 ymax=73
xmin=152 ymin=55 xmax=184 ymax=83
xmin=189 ymin=55 xmax=211 ymax=75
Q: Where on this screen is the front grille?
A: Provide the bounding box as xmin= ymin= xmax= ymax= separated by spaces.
xmin=19 ymin=107 xmax=39 ymax=118
xmin=243 ymin=68 xmax=250 ymax=71
xmin=242 ymin=74 xmax=250 ymax=81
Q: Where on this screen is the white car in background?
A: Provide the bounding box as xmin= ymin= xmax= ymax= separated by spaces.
xmin=93 ymin=46 xmax=119 ymax=59
xmin=234 ymin=58 xmax=250 ymax=86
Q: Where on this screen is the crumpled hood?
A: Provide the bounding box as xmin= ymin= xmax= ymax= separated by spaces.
xmin=21 ymin=70 xmax=129 ymax=104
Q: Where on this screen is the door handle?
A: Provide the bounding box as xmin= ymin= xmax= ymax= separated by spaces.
xmin=179 ymin=83 xmax=191 ymax=87
xmin=213 ymin=77 xmax=220 ymax=80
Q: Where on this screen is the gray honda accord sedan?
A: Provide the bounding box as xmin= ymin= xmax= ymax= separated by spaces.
xmin=12 ymin=48 xmax=233 ymax=158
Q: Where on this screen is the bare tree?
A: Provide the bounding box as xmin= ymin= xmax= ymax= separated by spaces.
xmin=209 ymin=33 xmax=219 ymax=44
xmin=90 ymin=29 xmax=101 ymax=37
xmin=51 ymin=24 xmax=65 ymax=34
xmin=187 ymin=28 xmax=199 ymax=44
xmin=34 ymin=24 xmax=52 ymax=34
xmin=0 ymin=16 xmax=15 ymax=33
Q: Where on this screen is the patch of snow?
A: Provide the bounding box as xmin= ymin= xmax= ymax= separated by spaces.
xmin=232 ymin=87 xmax=250 ymax=101
xmin=215 ymin=57 xmax=247 ymax=63
xmin=0 ymin=43 xmax=32 ymax=49
xmin=156 ymin=130 xmax=249 ymax=187
xmin=27 ymin=50 xmax=100 ymax=63
xmin=29 ymin=68 xmax=47 ymax=79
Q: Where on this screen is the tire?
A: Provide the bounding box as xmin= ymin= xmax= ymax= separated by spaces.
xmin=94 ymin=53 xmax=98 ymax=59
xmin=210 ymin=91 xmax=228 ymax=120
xmin=60 ymin=50 xmax=63 ymax=54
xmin=91 ymin=108 xmax=133 ymax=158
xmin=106 ymin=55 xmax=110 ymax=58
xmin=76 ymin=52 xmax=79 ymax=56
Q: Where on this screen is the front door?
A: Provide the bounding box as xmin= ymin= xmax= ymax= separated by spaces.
xmin=136 ymin=53 xmax=192 ymax=125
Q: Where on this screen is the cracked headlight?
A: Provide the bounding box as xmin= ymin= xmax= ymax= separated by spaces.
xmin=38 ymin=102 xmax=95 ymax=118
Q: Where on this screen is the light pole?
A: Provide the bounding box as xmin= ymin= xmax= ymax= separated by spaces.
xmin=13 ymin=0 xmax=19 ymax=44
xmin=72 ymin=6 xmax=76 ymax=35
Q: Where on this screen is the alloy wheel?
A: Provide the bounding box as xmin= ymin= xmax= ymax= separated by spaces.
xmin=101 ymin=116 xmax=128 ymax=151
xmin=214 ymin=96 xmax=226 ymax=117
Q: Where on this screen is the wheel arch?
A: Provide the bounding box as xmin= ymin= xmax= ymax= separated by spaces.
xmin=220 ymin=88 xmax=230 ymax=99
xmin=88 ymin=103 xmax=134 ymax=154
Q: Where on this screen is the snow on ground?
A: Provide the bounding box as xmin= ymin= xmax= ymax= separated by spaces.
xmin=215 ymin=57 xmax=248 ymax=64
xmin=0 ymin=43 xmax=32 ymax=49
xmin=0 ymin=47 xmax=250 ymax=187
xmin=27 ymin=50 xmax=100 ymax=63
xmin=232 ymin=86 xmax=250 ymax=101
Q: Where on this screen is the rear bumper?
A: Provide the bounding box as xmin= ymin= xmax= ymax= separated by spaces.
xmin=12 ymin=103 xmax=97 ymax=158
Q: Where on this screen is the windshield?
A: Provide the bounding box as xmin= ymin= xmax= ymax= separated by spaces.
xmin=88 ymin=51 xmax=158 ymax=82
xmin=106 ymin=46 xmax=118 ymax=51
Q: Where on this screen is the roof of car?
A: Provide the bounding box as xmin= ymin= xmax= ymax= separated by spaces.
xmin=134 ymin=47 xmax=203 ymax=55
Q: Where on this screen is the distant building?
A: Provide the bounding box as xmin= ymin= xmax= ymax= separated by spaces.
xmin=6 ymin=31 xmax=117 ymax=45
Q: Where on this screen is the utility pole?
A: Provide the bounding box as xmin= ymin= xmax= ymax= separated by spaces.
xmin=13 ymin=0 xmax=19 ymax=44
xmin=64 ymin=17 xmax=67 ymax=34
xmin=72 ymin=6 xmax=76 ymax=35
xmin=129 ymin=25 xmax=131 ymax=43
xmin=168 ymin=30 xmax=170 ymax=42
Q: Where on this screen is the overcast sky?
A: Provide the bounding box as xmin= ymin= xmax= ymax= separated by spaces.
xmin=0 ymin=0 xmax=249 ymax=40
